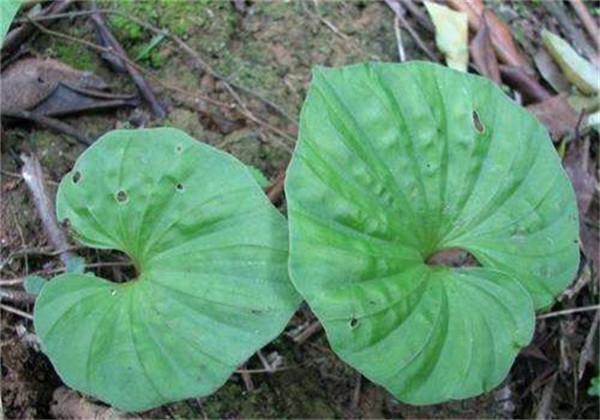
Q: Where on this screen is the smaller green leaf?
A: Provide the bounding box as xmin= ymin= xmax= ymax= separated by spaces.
xmin=246 ymin=165 xmax=270 ymax=189
xmin=589 ymin=376 xmax=600 ymax=396
xmin=136 ymin=30 xmax=168 ymax=61
xmin=1 ymin=0 xmax=21 ymax=43
xmin=425 ymin=1 xmax=468 ymax=72
xmin=542 ymin=30 xmax=599 ymax=95
xmin=24 ymin=275 xmax=46 ymax=296
xmin=65 ymin=256 xmax=85 ymax=274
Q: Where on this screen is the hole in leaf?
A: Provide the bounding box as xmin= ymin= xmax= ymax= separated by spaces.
xmin=116 ymin=190 xmax=128 ymax=203
xmin=426 ymin=247 xmax=480 ymax=268
xmin=72 ymin=171 xmax=81 ymax=184
xmin=176 ymin=144 xmax=183 ymax=153
xmin=349 ymin=317 xmax=359 ymax=328
xmin=91 ymin=249 xmax=138 ymax=283
xmin=176 ymin=183 xmax=184 ymax=192
xmin=60 ymin=218 xmax=71 ymax=229
xmin=472 ymin=111 xmax=485 ymax=134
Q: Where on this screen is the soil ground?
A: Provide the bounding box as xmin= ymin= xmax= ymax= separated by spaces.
xmin=1 ymin=1 xmax=599 ymax=418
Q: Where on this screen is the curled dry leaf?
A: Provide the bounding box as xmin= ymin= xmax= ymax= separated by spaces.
xmin=424 ymin=1 xmax=468 ymax=72
xmin=526 ymin=94 xmax=580 ymax=141
xmin=469 ymin=10 xmax=500 ymax=84
xmin=534 ymin=48 xmax=571 ymax=94
xmin=499 ymin=65 xmax=551 ymax=104
xmin=0 ymin=58 xmax=138 ymax=116
xmin=542 ymin=30 xmax=600 ymax=95
xmin=447 ymin=0 xmax=530 ymax=72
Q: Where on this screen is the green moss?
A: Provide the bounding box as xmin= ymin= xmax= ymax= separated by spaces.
xmin=103 ymin=0 xmax=237 ymax=68
xmin=52 ymin=41 xmax=96 ymax=70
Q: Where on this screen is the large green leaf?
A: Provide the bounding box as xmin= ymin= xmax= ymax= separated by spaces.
xmin=34 ymin=128 xmax=301 ymax=411
xmin=285 ymin=62 xmax=579 ymax=404
xmin=0 ymin=0 xmax=21 ymax=44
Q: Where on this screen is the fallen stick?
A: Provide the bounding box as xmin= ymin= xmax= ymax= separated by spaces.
xmin=0 ymin=288 xmax=36 ymax=304
xmin=20 ymin=153 xmax=76 ymax=267
xmin=3 ymin=111 xmax=92 ymax=146
xmin=89 ymin=2 xmax=166 ymax=118
xmin=570 ymin=0 xmax=600 ymax=52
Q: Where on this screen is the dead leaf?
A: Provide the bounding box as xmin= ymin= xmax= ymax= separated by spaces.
xmin=568 ymin=95 xmax=600 ymax=114
xmin=447 ymin=0 xmax=530 ymax=72
xmin=424 ymin=1 xmax=468 ymax=72
xmin=0 ymin=57 xmax=138 ymax=116
xmin=1 ymin=57 xmax=107 ymax=112
xmin=527 ymin=94 xmax=580 ymax=141
xmin=50 ymin=387 xmax=135 ymax=419
xmin=563 ymin=136 xmax=598 ymax=270
xmin=469 ymin=10 xmax=500 ymax=83
xmin=564 ymin=137 xmax=596 ymax=218
xmin=542 ymin=30 xmax=600 ymax=95
xmin=534 ymin=48 xmax=571 ymax=93
xmin=500 ymin=65 xmax=551 ymax=104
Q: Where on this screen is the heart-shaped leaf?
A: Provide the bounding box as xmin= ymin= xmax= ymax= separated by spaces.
xmin=34 ymin=128 xmax=301 ymax=411
xmin=285 ymin=62 xmax=579 ymax=404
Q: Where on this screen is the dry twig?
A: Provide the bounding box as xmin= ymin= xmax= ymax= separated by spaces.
xmin=537 ymin=304 xmax=600 ymax=320
xmin=0 ymin=288 xmax=36 ymax=304
xmin=20 ymin=153 xmax=76 ymax=267
xmin=385 ymin=1 xmax=439 ymax=62
xmin=3 ymin=111 xmax=91 ymax=145
xmin=569 ymin=0 xmax=600 ymax=51
xmin=89 ymin=2 xmax=166 ymax=118
xmin=292 ymin=320 xmax=323 ymax=345
xmin=0 ymin=304 xmax=33 ymax=320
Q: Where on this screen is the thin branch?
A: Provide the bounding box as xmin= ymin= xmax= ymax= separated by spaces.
xmin=2 ymin=111 xmax=91 ymax=146
xmin=570 ymin=0 xmax=600 ymax=51
xmin=292 ymin=320 xmax=323 ymax=345
xmin=89 ymin=2 xmax=166 ymax=118
xmin=266 ymin=169 xmax=286 ymax=204
xmin=108 ymin=10 xmax=298 ymax=127
xmin=20 ymin=153 xmax=76 ymax=267
xmin=537 ymin=304 xmax=600 ymax=320
xmin=0 ymin=261 xmax=134 ymax=285
xmin=0 ymin=289 xmax=36 ymax=304
xmin=27 ymin=19 xmax=294 ymax=149
xmin=0 ymin=304 xmax=33 ymax=321
xmin=397 ymin=0 xmax=434 ymax=33
xmin=386 ymin=3 xmax=439 ymax=62
xmin=235 ymin=357 xmax=327 ymax=374
xmin=394 ymin=17 xmax=406 ymax=62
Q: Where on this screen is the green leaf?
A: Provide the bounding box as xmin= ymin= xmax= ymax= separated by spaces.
xmin=65 ymin=256 xmax=85 ymax=274
xmin=136 ymin=30 xmax=167 ymax=61
xmin=246 ymin=165 xmax=269 ymax=189
xmin=589 ymin=376 xmax=600 ymax=396
xmin=1 ymin=0 xmax=21 ymax=43
xmin=542 ymin=30 xmax=599 ymax=95
xmin=285 ymin=62 xmax=579 ymax=404
xmin=34 ymin=127 xmax=300 ymax=412
xmin=424 ymin=2 xmax=468 ymax=72
xmin=24 ymin=275 xmax=46 ymax=295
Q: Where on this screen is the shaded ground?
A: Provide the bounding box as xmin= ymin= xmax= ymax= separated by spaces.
xmin=1 ymin=1 xmax=599 ymax=418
